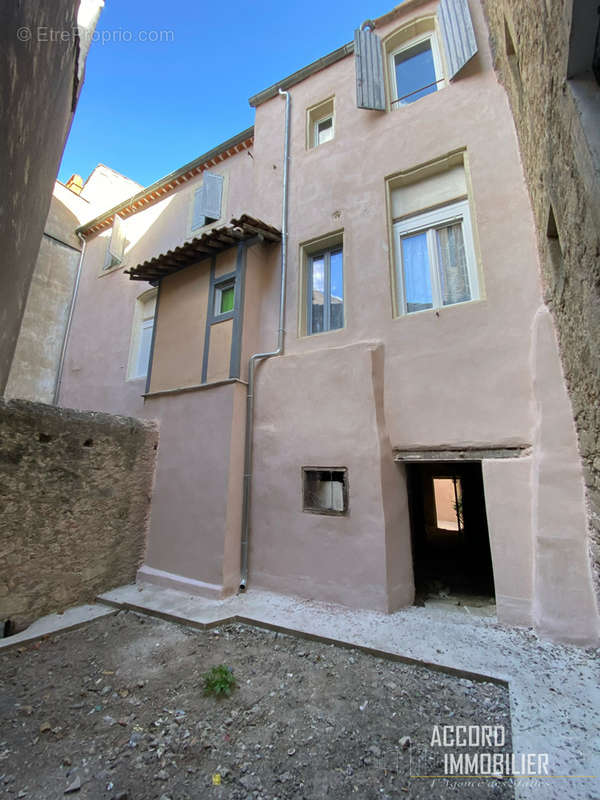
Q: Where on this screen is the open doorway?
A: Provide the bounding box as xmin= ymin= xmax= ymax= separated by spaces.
xmin=406 ymin=461 xmax=495 ymax=605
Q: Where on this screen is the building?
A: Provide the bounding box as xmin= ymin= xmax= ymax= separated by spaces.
xmin=5 ymin=167 xmax=142 ymax=404
xmin=482 ymin=0 xmax=600 ymax=630
xmin=59 ymin=0 xmax=600 ymax=645
xmin=0 ymin=0 xmax=104 ymax=394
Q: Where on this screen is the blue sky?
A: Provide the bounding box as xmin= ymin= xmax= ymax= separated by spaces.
xmin=59 ymin=0 xmax=396 ymax=187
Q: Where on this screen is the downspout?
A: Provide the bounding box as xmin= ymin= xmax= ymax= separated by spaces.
xmin=239 ymin=88 xmax=290 ymax=591
xmin=53 ymin=232 xmax=86 ymax=405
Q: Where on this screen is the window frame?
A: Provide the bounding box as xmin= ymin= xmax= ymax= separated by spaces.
xmin=306 ymin=97 xmax=335 ymax=149
xmin=214 ymin=278 xmax=236 ymax=318
xmin=302 ymin=467 xmax=349 ymax=516
xmin=393 ymin=199 xmax=478 ymax=316
xmin=389 ymin=30 xmax=444 ymax=108
xmin=127 ymin=288 xmax=157 ymax=381
xmin=306 ymin=245 xmax=344 ymax=336
xmin=314 ymin=113 xmax=334 ymax=146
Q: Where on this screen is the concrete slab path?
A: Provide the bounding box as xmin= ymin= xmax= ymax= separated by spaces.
xmin=89 ymin=584 xmax=598 ymax=800
xmin=0 ymin=603 xmax=116 ymax=653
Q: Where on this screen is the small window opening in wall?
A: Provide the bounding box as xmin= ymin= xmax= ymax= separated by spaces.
xmin=315 ymin=115 xmax=334 ymax=146
xmin=303 ymin=468 xmax=348 ymax=515
xmin=83 ymin=438 xmax=94 ymax=447
xmin=307 ymin=98 xmax=335 ymax=149
xmin=546 ymin=205 xmax=565 ymax=295
xmin=504 ymin=18 xmax=521 ymax=84
xmin=214 ymin=280 xmax=235 ymax=316
xmin=38 ymin=432 xmax=52 ymax=443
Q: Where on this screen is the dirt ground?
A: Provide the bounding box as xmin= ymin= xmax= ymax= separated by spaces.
xmin=0 ymin=612 xmax=514 ymax=799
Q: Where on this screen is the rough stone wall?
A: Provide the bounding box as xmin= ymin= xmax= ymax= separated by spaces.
xmin=482 ymin=0 xmax=600 ymax=596
xmin=0 ymin=400 xmax=158 ymax=631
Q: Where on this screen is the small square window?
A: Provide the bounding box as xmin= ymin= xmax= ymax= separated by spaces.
xmin=303 ymin=468 xmax=348 ymax=515
xmin=390 ymin=34 xmax=443 ymax=107
xmin=315 ymin=115 xmax=334 ymax=145
xmin=214 ymin=280 xmax=235 ymax=316
xmin=307 ymin=97 xmax=335 ymax=149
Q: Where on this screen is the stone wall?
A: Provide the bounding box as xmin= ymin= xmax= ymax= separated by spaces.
xmin=0 ymin=400 xmax=158 ymax=631
xmin=483 ymin=0 xmax=600 ymax=596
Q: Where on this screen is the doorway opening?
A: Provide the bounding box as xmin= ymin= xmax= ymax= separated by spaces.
xmin=406 ymin=461 xmax=495 ymax=605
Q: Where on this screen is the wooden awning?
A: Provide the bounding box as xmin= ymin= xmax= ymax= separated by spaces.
xmin=125 ymin=214 xmax=281 ymax=282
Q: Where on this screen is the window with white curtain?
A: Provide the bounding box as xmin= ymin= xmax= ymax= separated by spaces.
xmin=393 ymin=200 xmax=478 ymax=315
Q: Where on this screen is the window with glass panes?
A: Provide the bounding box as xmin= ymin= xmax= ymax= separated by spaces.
xmin=307 ymin=246 xmax=344 ymax=334
xmin=393 ymin=200 xmax=478 ymax=314
xmin=390 ymin=33 xmax=443 ymax=106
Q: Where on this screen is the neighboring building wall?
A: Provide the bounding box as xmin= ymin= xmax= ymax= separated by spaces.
xmin=6 ymin=167 xmax=144 ymax=405
xmin=59 ymin=146 xmax=254 ymax=417
xmin=5 ymin=184 xmax=87 ymax=403
xmin=0 ymin=0 xmax=101 ymax=394
xmin=0 ymin=399 xmax=158 ymax=631
xmin=482 ymin=0 xmax=600 ymax=601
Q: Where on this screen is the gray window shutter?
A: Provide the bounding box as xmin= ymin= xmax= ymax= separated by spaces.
xmin=201 ymin=172 xmax=224 ymax=220
xmin=107 ymin=214 xmax=125 ymax=265
xmin=191 ymin=187 xmax=205 ymax=231
xmin=437 ymin=0 xmax=478 ymax=80
xmin=354 ymin=23 xmax=386 ymax=111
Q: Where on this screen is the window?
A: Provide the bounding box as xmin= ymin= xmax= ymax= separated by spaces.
xmin=214 ymin=279 xmax=235 ymax=316
xmin=307 ymin=98 xmax=335 ymax=149
xmin=389 ymin=32 xmax=443 ymax=106
xmin=315 ymin=115 xmax=334 ymax=145
xmin=128 ymin=290 xmax=157 ymax=379
xmin=306 ymin=245 xmax=344 ymax=335
xmin=393 ymin=200 xmax=478 ymax=315
xmin=103 ymin=214 xmax=126 ymax=270
xmin=303 ymin=468 xmax=348 ymax=515
xmin=191 ymin=172 xmax=224 ymax=232
xmin=354 ymin=2 xmax=477 ymax=111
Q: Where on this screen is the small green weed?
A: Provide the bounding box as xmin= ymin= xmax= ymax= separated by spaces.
xmin=203 ymin=664 xmax=237 ymax=698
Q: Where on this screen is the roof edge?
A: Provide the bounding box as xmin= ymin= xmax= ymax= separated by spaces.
xmin=248 ymin=42 xmax=354 ymax=108
xmin=77 ymin=126 xmax=255 ymax=235
xmin=248 ymin=0 xmax=433 ymax=108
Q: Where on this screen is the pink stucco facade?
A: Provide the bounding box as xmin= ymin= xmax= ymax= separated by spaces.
xmin=60 ymin=0 xmax=599 ymax=645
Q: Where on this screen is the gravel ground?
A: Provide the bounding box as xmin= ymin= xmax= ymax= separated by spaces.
xmin=0 ymin=612 xmax=514 ymax=799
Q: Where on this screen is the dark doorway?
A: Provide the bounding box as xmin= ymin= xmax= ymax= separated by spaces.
xmin=406 ymin=461 xmax=495 ymax=602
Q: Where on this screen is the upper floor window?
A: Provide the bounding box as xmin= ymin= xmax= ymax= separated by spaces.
xmin=103 ymin=214 xmax=126 ymax=270
xmin=307 ymin=97 xmax=335 ymax=149
xmin=354 ymin=1 xmax=478 ymax=112
xmin=390 ymin=31 xmax=444 ymax=106
xmin=305 ymin=242 xmax=344 ymax=335
xmin=128 ymin=289 xmax=157 ymax=379
xmin=191 ymin=171 xmax=224 ymax=233
xmin=393 ymin=200 xmax=478 ymax=315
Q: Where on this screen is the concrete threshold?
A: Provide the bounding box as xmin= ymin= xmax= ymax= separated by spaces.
xmin=0 ymin=603 xmax=116 ymax=653
xmin=96 ymin=583 xmax=600 ymax=800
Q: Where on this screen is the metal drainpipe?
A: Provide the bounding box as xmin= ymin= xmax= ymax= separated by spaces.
xmin=239 ymin=87 xmax=291 ymax=591
xmin=53 ymin=232 xmax=86 ymax=405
